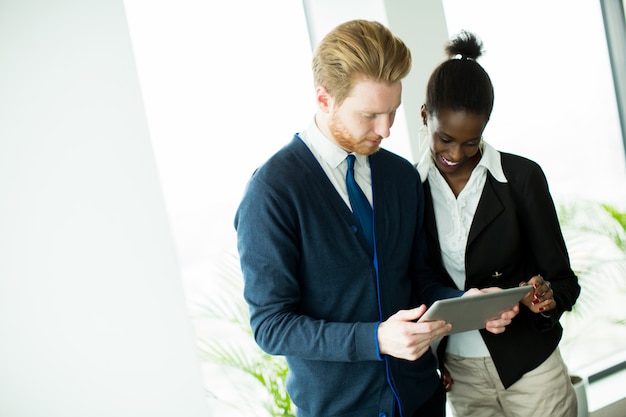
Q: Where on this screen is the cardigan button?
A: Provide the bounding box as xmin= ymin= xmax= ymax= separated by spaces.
xmin=379 ymin=413 xmax=388 ymax=417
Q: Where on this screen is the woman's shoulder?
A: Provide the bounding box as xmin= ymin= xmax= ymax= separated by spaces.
xmin=498 ymin=152 xmax=548 ymax=189
xmin=499 ymin=151 xmax=541 ymax=169
xmin=499 ymin=152 xmax=544 ymax=176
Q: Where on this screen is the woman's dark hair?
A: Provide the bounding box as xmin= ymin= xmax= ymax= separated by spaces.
xmin=425 ymin=30 xmax=494 ymax=120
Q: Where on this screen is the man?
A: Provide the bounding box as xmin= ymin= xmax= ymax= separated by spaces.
xmin=234 ymin=20 xmax=516 ymax=417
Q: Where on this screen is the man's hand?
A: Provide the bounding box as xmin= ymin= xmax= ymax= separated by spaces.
xmin=377 ymin=305 xmax=451 ymax=361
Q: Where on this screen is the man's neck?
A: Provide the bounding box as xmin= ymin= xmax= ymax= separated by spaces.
xmin=314 ymin=112 xmax=333 ymax=143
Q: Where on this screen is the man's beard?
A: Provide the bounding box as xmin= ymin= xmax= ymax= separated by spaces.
xmin=329 ymin=111 xmax=382 ymax=155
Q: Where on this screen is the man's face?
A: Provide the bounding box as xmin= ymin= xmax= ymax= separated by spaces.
xmin=328 ymin=77 xmax=402 ymax=155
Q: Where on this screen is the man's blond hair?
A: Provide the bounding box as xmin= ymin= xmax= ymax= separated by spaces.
xmin=312 ymin=20 xmax=412 ymax=106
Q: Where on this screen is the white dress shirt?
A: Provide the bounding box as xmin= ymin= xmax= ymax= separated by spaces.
xmin=298 ymin=118 xmax=373 ymax=209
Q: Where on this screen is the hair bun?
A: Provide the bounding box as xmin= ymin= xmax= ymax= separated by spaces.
xmin=445 ymin=30 xmax=484 ymax=61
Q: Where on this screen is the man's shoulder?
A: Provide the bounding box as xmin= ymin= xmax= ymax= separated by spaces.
xmin=371 ymin=148 xmax=418 ymax=175
xmin=244 ymin=137 xmax=328 ymax=204
xmin=254 ymin=136 xmax=312 ymax=174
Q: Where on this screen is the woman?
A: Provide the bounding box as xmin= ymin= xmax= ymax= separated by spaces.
xmin=417 ymin=30 xmax=581 ymax=417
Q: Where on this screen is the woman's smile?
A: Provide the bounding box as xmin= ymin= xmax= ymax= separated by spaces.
xmin=439 ymin=154 xmax=461 ymax=168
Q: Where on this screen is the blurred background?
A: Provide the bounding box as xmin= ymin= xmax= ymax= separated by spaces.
xmin=1 ymin=1 xmax=625 ymax=416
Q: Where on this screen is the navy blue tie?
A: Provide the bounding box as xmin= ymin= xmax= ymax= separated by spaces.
xmin=346 ymin=154 xmax=373 ymax=251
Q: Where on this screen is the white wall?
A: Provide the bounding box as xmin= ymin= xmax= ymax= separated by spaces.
xmin=0 ymin=1 xmax=209 ymax=416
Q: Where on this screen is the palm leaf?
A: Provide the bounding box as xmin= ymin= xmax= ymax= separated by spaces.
xmin=557 ymin=200 xmax=626 ymax=367
xmin=195 ymin=247 xmax=295 ymax=416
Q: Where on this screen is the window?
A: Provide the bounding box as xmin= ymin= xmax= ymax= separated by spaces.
xmin=442 ymin=0 xmax=626 ymax=412
xmin=124 ymin=1 xmax=313 ymax=414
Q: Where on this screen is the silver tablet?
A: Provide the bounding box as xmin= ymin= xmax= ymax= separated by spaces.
xmin=418 ymin=286 xmax=531 ymax=334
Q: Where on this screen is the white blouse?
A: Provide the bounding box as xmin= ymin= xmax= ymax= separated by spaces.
xmin=418 ymin=141 xmax=507 ymax=357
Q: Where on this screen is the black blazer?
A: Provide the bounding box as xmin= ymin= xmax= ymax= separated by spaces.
xmin=423 ymin=152 xmax=581 ymax=388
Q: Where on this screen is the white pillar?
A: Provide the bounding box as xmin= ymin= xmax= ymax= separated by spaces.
xmin=385 ymin=0 xmax=449 ymax=161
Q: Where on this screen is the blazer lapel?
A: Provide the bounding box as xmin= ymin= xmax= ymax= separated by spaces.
xmin=467 ymin=177 xmax=505 ymax=247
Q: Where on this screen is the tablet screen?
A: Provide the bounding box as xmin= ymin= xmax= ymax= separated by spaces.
xmin=418 ymin=286 xmax=531 ymax=334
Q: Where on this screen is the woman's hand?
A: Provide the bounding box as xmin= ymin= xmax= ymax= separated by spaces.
xmin=464 ymin=288 xmax=520 ymax=334
xmin=520 ymin=275 xmax=556 ymax=313
xmin=442 ymin=365 xmax=454 ymax=392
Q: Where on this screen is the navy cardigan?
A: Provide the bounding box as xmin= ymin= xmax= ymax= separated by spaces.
xmin=235 ymin=136 xmax=461 ymax=417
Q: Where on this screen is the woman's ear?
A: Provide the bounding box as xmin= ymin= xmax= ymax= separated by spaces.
xmin=420 ymin=104 xmax=428 ymax=125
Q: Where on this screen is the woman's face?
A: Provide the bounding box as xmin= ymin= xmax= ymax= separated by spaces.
xmin=425 ymin=107 xmax=488 ymax=176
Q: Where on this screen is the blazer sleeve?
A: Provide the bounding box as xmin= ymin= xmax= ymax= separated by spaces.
xmin=506 ymin=157 xmax=581 ymax=328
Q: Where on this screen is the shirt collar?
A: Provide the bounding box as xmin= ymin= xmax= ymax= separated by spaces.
xmin=303 ymin=117 xmax=369 ymax=169
xmin=416 ymin=140 xmax=507 ymax=183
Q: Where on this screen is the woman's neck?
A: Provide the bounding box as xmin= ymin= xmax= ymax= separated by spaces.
xmin=440 ymin=152 xmax=481 ymax=197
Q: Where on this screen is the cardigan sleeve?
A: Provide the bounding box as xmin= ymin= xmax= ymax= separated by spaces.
xmin=234 ymin=169 xmax=381 ymax=362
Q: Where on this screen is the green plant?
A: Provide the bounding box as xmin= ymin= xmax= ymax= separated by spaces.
xmin=601 ymin=203 xmax=626 ymax=249
xmin=196 ymin=250 xmax=295 ymax=417
xmin=557 ymin=199 xmax=626 ymax=369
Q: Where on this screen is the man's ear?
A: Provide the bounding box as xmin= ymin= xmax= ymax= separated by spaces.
xmin=316 ymin=86 xmax=332 ymax=113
